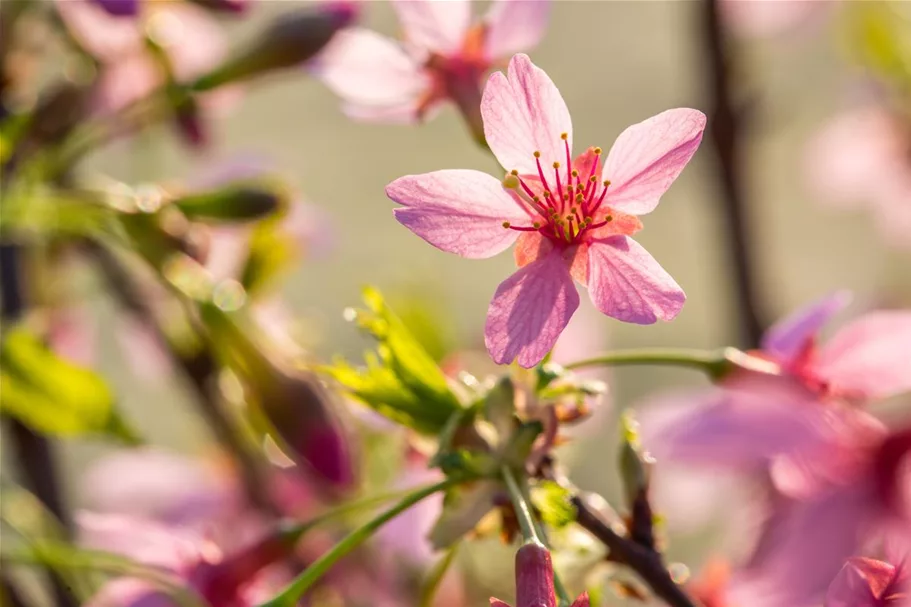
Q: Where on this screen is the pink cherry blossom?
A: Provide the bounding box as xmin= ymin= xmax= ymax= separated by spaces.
xmin=759 ymin=291 xmax=911 ymax=401
xmin=490 ymin=542 xmax=589 ymax=607
xmin=56 ymin=0 xmax=232 ymax=145
xmin=387 ymin=54 xmax=704 ymax=367
xmin=826 ymin=554 xmax=909 ymax=607
xmin=806 ymin=106 xmax=911 ymax=250
xmin=719 ymin=0 xmax=833 ymax=39
xmin=311 ymin=0 xmax=551 ymax=124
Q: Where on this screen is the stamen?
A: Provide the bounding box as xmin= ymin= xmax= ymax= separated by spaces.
xmin=502 ymin=221 xmax=511 ymax=228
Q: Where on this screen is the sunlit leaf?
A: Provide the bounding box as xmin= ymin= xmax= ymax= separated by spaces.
xmin=532 ymin=481 xmax=576 ymax=530
xmin=0 ymin=327 xmax=137 ymax=442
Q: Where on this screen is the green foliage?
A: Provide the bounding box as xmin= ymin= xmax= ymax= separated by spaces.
xmin=324 ymin=287 xmax=463 ymax=435
xmin=844 ymin=1 xmax=911 ymax=89
xmin=532 ymin=481 xmax=576 ymax=530
xmin=239 ymin=217 xmax=299 ymax=298
xmin=0 ymin=327 xmax=137 ymax=443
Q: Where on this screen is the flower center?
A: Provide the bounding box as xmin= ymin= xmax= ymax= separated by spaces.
xmin=502 ymin=134 xmax=613 ymax=245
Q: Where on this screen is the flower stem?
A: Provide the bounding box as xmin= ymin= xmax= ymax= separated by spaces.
xmin=257 ymin=478 xmax=460 ymax=607
xmin=564 ymin=347 xmax=730 ymax=378
xmin=501 ymin=465 xmax=541 ymax=544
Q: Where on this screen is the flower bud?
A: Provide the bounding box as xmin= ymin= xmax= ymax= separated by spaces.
xmin=192 ymin=3 xmax=357 ymax=92
xmin=515 ymin=541 xmax=556 ymax=607
xmin=186 ymin=0 xmax=251 ymax=14
xmin=172 ymin=181 xmax=285 ymax=223
xmin=89 ymin=0 xmax=139 ymax=17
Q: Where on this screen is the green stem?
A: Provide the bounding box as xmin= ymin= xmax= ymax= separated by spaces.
xmin=257 ymin=478 xmax=460 ymax=607
xmin=501 ymin=465 xmax=540 ymax=544
xmin=564 ymin=347 xmax=730 ymax=378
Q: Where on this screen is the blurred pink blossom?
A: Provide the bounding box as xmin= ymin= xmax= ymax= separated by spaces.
xmin=826 ymin=553 xmax=909 ymax=607
xmin=387 ymin=54 xmax=704 ymax=367
xmin=56 ymin=0 xmax=232 ymax=145
xmin=719 ymin=0 xmax=832 ymax=39
xmin=806 ymin=106 xmax=911 ymax=249
xmin=311 ymin=0 xmax=551 ymax=124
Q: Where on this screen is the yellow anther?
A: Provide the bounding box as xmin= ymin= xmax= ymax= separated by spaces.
xmin=533 ymin=151 xmax=541 ymax=158
xmin=510 ymin=169 xmax=519 ymax=176
xmin=553 ymin=161 xmax=561 ymax=169
xmin=593 ymin=147 xmax=602 ymax=155
xmin=543 ymin=191 xmax=552 ymax=198
xmin=575 ymin=193 xmax=584 ymax=202
xmin=503 ymin=175 xmax=520 ymax=189
xmin=532 ymin=196 xmax=541 ymax=202
xmin=571 ymin=170 xmax=579 ymax=177
xmin=606 ymin=215 xmax=613 ymax=222
xmin=603 ymin=179 xmax=612 ymax=187
xmin=532 ymin=221 xmax=541 ymax=229
xmin=560 ymin=132 xmax=569 ymax=140
xmin=589 ymin=176 xmax=598 ymax=183
xmin=502 ymin=221 xmax=511 ymax=228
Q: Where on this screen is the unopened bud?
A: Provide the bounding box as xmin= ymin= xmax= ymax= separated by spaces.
xmin=24 ymin=82 xmax=89 ymax=148
xmin=618 ymin=413 xmax=652 ymax=508
xmin=172 ymin=182 xmax=285 ymax=223
xmin=89 ymin=0 xmax=138 ymax=17
xmin=186 ymin=0 xmax=251 ymax=14
xmin=173 ymin=96 xmax=208 ymax=148
xmin=193 ymin=3 xmax=357 ymax=91
xmin=515 ymin=541 xmax=556 ymax=607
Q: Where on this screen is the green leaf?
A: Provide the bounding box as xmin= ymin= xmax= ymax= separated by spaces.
xmin=325 ymin=287 xmax=462 ymax=434
xmin=531 ymin=481 xmax=576 ymax=530
xmin=239 ymin=217 xmax=297 ymax=298
xmin=843 ymin=1 xmax=911 ymax=85
xmin=0 ymin=327 xmax=136 ymax=442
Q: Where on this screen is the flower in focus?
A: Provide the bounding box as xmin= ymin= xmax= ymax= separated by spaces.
xmin=826 ymin=552 xmax=909 ymax=607
xmin=806 ymin=106 xmax=911 ymax=249
xmin=387 ymin=54 xmax=704 ymax=368
xmin=490 ymin=541 xmax=589 ymax=607
xmin=56 ymin=0 xmax=233 ymax=145
xmin=311 ymin=0 xmax=551 ymax=129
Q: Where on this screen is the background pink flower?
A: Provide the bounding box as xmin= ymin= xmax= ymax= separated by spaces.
xmin=310 ymin=0 xmax=551 ymax=123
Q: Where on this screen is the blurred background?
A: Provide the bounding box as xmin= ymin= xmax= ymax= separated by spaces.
xmin=2 ymin=0 xmax=910 ymax=605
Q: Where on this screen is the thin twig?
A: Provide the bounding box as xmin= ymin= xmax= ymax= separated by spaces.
xmin=702 ymin=0 xmax=765 ymax=347
xmin=572 ymin=493 xmax=698 ymax=607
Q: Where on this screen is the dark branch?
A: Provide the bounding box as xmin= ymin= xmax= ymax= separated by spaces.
xmin=572 ymin=493 xmax=699 ymax=607
xmin=702 ymin=0 xmax=765 ymax=347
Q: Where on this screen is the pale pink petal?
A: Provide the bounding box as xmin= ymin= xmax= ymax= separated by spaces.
xmin=826 ymin=558 xmax=896 ymax=607
xmin=310 ymin=28 xmax=429 ymax=108
xmin=736 ymin=483 xmax=874 ymax=607
xmin=570 ymin=593 xmax=590 ymax=607
xmin=146 ymin=4 xmax=227 ymax=82
xmin=761 ymin=291 xmax=852 ymax=364
xmin=640 ymin=377 xmax=833 ymax=471
xmin=85 ymin=578 xmax=174 ymax=607
xmin=481 ymin=54 xmax=572 ymax=174
xmin=485 ymin=248 xmax=579 ymax=368
xmin=116 ymin=316 xmax=174 ymax=382
xmin=586 ymin=235 xmax=685 ymax=324
xmin=388 ymin=170 xmax=528 ymax=258
xmin=93 ymin=54 xmax=161 ymax=115
xmin=48 ymin=306 xmax=97 ymax=367
xmin=390 ymin=0 xmax=471 ymax=55
xmin=813 ymin=311 xmax=911 ymax=400
xmin=720 ymin=0 xmax=830 ymax=39
xmin=484 ymin=0 xmax=551 ymax=59
xmin=341 ymin=99 xmax=430 ymax=124
xmin=601 ymin=108 xmax=706 ymax=215
xmin=77 ymin=512 xmax=202 ymax=570
xmin=55 ymin=0 xmax=143 ymax=61
xmin=376 ymin=465 xmax=444 ymax=564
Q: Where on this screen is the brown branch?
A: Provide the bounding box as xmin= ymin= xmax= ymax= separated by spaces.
xmin=702 ymin=0 xmax=765 ymax=348
xmin=571 ymin=493 xmax=699 ymax=607
xmin=85 ymin=241 xmax=276 ymax=515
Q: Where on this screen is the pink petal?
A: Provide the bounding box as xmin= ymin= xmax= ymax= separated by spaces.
xmin=813 ymin=311 xmax=911 ymax=401
xmin=586 ymin=235 xmax=685 ymax=324
xmin=483 ymin=0 xmax=551 ymax=59
xmin=147 ymin=4 xmax=227 ymax=82
xmin=602 ymin=108 xmax=706 ymax=215
xmin=481 ymin=54 xmax=572 ymax=174
xmin=388 ymin=170 xmax=528 ymax=258
xmin=826 ymin=558 xmax=896 ymax=607
xmin=720 ymin=0 xmax=830 ymax=39
xmin=489 ymin=600 xmax=512 ymax=607
xmin=569 ymin=592 xmax=590 ymax=607
xmin=77 ymin=512 xmax=201 ymax=570
xmin=55 ymin=0 xmax=143 ymax=61
xmin=341 ymin=99 xmax=430 ymax=124
xmin=310 ymin=28 xmax=429 ymax=109
xmin=485 ymin=248 xmax=579 ymax=368
xmin=761 ymin=291 xmax=852 ymax=364
xmin=390 ymin=0 xmax=471 ymax=55
xmin=93 ymin=54 xmax=161 ymax=115
xmin=640 ymin=377 xmax=833 ymax=470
